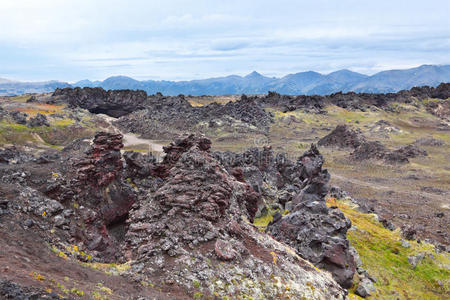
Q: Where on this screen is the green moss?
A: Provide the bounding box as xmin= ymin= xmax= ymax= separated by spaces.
xmin=328 ymin=199 xmax=450 ymax=299
xmin=193 ymin=292 xmax=203 ymax=299
xmin=193 ymin=280 xmax=201 ymax=289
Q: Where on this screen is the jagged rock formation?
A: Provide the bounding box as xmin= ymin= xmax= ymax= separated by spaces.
xmin=55 ymin=132 xmax=138 ymax=260
xmin=261 ymin=83 xmax=450 ymax=112
xmin=425 ymin=98 xmax=450 ymax=120
xmin=115 ymin=94 xmax=273 ymax=138
xmin=27 ymin=113 xmax=49 ymax=127
xmin=319 ymin=125 xmax=428 ymax=164
xmin=318 ymin=124 xmax=366 ymax=148
xmin=123 ymin=135 xmax=347 ymax=299
xmin=53 ymin=87 xmax=148 ymax=117
xmin=10 ymin=111 xmax=27 ymax=124
xmin=266 ymin=145 xmax=356 ymax=288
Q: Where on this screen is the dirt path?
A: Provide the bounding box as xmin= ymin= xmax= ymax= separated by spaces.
xmin=96 ymin=114 xmax=165 ymax=153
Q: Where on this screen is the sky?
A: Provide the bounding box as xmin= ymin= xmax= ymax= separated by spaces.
xmin=0 ymin=0 xmax=449 ymax=82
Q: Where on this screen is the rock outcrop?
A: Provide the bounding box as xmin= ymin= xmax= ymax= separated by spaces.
xmin=115 ymin=94 xmax=273 ymax=139
xmin=64 ymin=132 xmax=137 ymax=259
xmin=124 ymin=135 xmax=347 ymax=299
xmin=53 ymin=87 xmax=148 ymax=117
xmin=267 ymin=145 xmax=356 ymax=288
xmin=27 ymin=113 xmax=50 ymax=127
xmin=318 ymin=124 xmax=366 ymax=149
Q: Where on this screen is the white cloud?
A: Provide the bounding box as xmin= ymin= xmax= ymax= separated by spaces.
xmin=0 ymin=0 xmax=449 ymax=81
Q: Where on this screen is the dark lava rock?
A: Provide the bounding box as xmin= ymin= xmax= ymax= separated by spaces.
xmin=318 ymin=124 xmax=366 ymax=149
xmin=115 ymin=94 xmax=273 ymax=139
xmin=267 ymin=145 xmax=356 ymax=289
xmin=123 ymin=135 xmax=346 ymax=298
xmin=414 ymin=137 xmax=445 ymax=147
xmin=351 ymin=141 xmax=389 ymax=161
xmin=401 ymin=225 xmax=417 ymax=241
xmin=0 ymin=146 xmax=34 ymax=164
xmin=0 ymin=280 xmax=66 ymax=300
xmin=53 ymin=87 xmax=148 ymax=118
xmin=425 ymin=98 xmax=450 ymax=120
xmin=355 ymin=278 xmax=376 ymax=298
xmin=65 ymin=132 xmax=137 ymax=259
xmin=380 ymin=218 xmax=396 ymax=231
xmin=10 ymin=111 xmax=27 ymax=125
xmin=27 ymin=113 xmax=50 ymax=127
xmin=261 ymin=84 xmax=450 ymax=112
xmin=123 ymin=151 xmax=157 ymax=178
xmin=389 ymin=144 xmax=427 ymax=159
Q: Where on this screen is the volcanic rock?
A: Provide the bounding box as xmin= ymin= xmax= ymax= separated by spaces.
xmin=53 ymin=87 xmax=148 ymax=118
xmin=10 ymin=111 xmax=27 ymax=125
xmin=65 ymin=132 xmax=137 ymax=259
xmin=350 ymin=141 xmax=388 ymax=161
xmin=318 ymin=124 xmax=366 ymax=149
xmin=124 ymin=135 xmax=346 ymax=299
xmin=414 ymin=137 xmax=445 ymax=147
xmin=115 ymin=94 xmax=273 ymax=139
xmin=27 ymin=113 xmax=50 ymax=127
xmin=267 ymin=145 xmax=356 ymax=288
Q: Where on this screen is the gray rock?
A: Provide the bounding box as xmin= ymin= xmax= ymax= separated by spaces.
xmin=355 ymin=278 xmax=376 ymax=298
xmin=401 ymin=240 xmax=411 ymax=248
xmin=24 ymin=219 xmax=34 ymax=228
xmin=53 ymin=215 xmax=68 ymax=227
xmin=408 ymin=253 xmax=425 ymax=269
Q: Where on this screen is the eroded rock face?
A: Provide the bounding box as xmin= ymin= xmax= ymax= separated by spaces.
xmin=53 ymin=87 xmax=148 ymax=117
xmin=66 ymin=132 xmax=136 ymax=259
xmin=267 ymin=145 xmax=356 ymax=289
xmin=124 ymin=135 xmax=347 ymax=299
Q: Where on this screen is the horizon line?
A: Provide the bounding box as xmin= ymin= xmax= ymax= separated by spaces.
xmin=1 ymin=63 xmax=449 ymax=84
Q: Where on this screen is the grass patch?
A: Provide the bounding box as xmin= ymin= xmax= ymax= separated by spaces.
xmin=327 ymin=198 xmax=450 ymax=299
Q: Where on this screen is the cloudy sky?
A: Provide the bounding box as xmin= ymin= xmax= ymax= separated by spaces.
xmin=0 ymin=0 xmax=449 ymax=82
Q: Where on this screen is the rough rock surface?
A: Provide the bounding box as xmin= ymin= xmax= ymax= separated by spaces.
xmin=27 ymin=113 xmax=50 ymax=127
xmin=48 ymin=132 xmax=138 ymax=260
xmin=318 ymin=124 xmax=366 ymax=149
xmin=414 ymin=137 xmax=445 ymax=147
xmin=350 ymin=141 xmax=389 ymax=161
xmin=355 ymin=278 xmax=376 ymax=298
xmin=0 ymin=280 xmax=66 ymax=300
xmin=123 ymin=135 xmax=347 ymax=299
xmin=115 ymin=94 xmax=273 ymax=138
xmin=10 ymin=111 xmax=27 ymax=124
xmin=267 ymin=145 xmax=356 ymax=288
xmin=53 ymin=87 xmax=148 ymax=117
xmin=261 ymin=83 xmax=450 ymax=112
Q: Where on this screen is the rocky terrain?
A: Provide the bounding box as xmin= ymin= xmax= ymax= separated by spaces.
xmin=0 ymin=84 xmax=449 ymax=299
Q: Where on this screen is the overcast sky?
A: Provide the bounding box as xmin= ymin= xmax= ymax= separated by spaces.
xmin=0 ymin=0 xmax=449 ymax=82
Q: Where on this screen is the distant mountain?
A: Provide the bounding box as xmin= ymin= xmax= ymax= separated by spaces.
xmin=0 ymin=80 xmax=70 ymax=96
xmin=1 ymin=65 xmax=450 ymax=96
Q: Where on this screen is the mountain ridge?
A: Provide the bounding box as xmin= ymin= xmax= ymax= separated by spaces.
xmin=1 ymin=64 xmax=450 ymax=96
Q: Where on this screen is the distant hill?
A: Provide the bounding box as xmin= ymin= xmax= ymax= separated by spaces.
xmin=2 ymin=65 xmax=450 ymax=96
xmin=0 ymin=80 xmax=70 ymax=96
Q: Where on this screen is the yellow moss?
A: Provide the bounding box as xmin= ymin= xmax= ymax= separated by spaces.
xmin=328 ymin=199 xmax=450 ymax=299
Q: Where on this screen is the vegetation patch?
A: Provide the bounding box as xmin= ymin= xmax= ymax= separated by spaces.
xmin=326 ymin=198 xmax=450 ymax=299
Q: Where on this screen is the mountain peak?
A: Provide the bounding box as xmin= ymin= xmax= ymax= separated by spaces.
xmin=245 ymin=71 xmax=263 ymax=78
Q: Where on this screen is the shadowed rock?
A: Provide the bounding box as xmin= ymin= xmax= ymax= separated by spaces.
xmin=267 ymin=145 xmax=356 ymax=288
xmin=318 ymin=124 xmax=366 ymax=149
xmin=53 ymin=87 xmax=148 ymax=117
